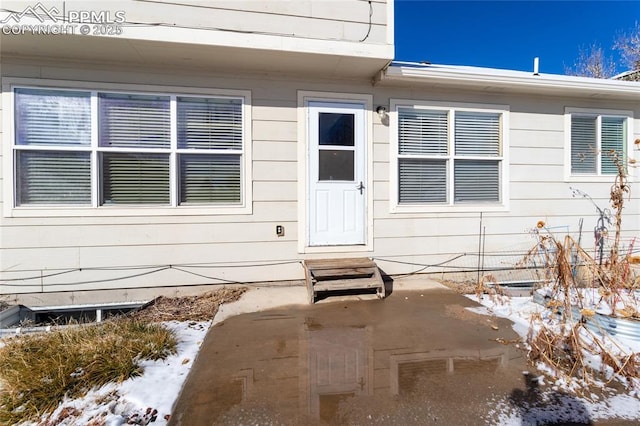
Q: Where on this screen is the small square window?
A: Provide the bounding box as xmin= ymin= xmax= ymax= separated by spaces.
xmin=319 ymin=150 xmax=355 ymax=181
xmin=569 ymin=112 xmax=627 ymax=176
xmin=319 ymin=113 xmax=354 ymax=146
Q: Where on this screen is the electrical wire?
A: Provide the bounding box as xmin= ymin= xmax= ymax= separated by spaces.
xmin=178 ymin=260 xmax=303 ymax=269
xmin=0 ymin=261 xmax=304 ymax=288
xmin=0 ymin=269 xmax=80 ymax=282
xmin=1 ymin=267 xmax=171 ymax=288
xmin=170 ymin=266 xmax=245 ymax=285
xmin=372 ymin=254 xmax=466 ymax=268
xmin=358 ymin=1 xmax=373 ymax=42
xmin=0 ymin=260 xmax=303 ymax=278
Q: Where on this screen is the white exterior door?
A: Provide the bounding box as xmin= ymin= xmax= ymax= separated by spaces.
xmin=308 ymin=101 xmax=366 ymax=246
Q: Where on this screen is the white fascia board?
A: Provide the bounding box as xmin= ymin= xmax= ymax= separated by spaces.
xmin=382 ymin=64 xmax=640 ymax=99
xmin=106 ymin=25 xmax=395 ymax=61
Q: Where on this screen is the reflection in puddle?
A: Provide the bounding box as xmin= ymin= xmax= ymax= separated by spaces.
xmin=170 ymin=291 xmax=528 ymax=425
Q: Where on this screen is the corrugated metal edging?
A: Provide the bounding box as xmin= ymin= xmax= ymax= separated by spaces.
xmin=0 ymin=305 xmax=22 ymax=329
xmin=0 ymin=302 xmax=144 ymax=338
xmin=0 ymin=324 xmax=71 ymax=338
xmin=533 ymin=292 xmax=640 ymax=343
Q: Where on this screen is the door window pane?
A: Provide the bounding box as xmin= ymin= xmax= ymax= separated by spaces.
xmin=319 ymin=113 xmax=354 ymax=146
xmin=319 ymin=150 xmax=354 ymax=181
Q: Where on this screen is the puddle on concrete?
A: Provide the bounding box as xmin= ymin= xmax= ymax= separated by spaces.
xmin=170 ymin=290 xmax=531 ymax=425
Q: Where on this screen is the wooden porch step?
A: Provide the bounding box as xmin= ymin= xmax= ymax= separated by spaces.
xmin=303 ymin=257 xmax=386 ymax=304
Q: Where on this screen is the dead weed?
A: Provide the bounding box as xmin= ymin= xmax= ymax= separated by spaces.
xmin=130 ymin=287 xmax=246 ymax=322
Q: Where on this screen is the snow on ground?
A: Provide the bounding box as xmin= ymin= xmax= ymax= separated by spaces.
xmin=31 ymin=321 xmax=211 ymax=426
xmin=467 ymin=291 xmax=640 ymax=424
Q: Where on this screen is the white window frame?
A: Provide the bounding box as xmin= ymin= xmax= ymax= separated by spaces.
xmin=390 ymin=99 xmax=510 ymax=214
xmin=564 ymin=107 xmax=634 ymax=182
xmin=2 ymin=78 xmax=252 ymax=217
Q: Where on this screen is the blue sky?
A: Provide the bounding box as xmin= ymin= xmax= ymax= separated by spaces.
xmin=394 ymin=1 xmax=640 ymax=75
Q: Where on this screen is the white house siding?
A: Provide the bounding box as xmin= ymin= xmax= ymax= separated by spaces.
xmin=121 ymin=0 xmax=391 ymax=44
xmin=1 ymin=59 xmax=639 ymax=305
xmin=371 ymin=86 xmax=640 ymax=277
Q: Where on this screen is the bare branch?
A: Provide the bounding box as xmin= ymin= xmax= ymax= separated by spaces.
xmin=614 ymin=21 xmax=640 ymax=71
xmin=565 ymin=43 xmax=617 ymax=78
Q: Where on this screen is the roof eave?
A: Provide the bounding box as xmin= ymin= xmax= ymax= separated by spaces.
xmin=381 ymin=65 xmax=640 ymax=100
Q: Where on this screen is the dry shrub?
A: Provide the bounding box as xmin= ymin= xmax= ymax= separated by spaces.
xmin=437 ymin=279 xmax=478 ymax=294
xmin=529 ymin=323 xmax=584 ymax=372
xmin=527 ymin=230 xmax=640 ymax=386
xmin=521 ymin=153 xmax=640 ymax=390
xmin=130 ymin=287 xmax=246 ymax=322
xmin=475 ymin=273 xmax=506 ymax=298
xmin=0 ymin=319 xmax=177 ymax=424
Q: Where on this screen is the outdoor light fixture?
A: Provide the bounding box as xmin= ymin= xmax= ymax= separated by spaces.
xmin=376 ymin=105 xmax=387 ymax=119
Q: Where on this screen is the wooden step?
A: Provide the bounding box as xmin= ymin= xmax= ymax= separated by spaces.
xmin=311 ymin=267 xmax=376 ymax=281
xmin=303 ymin=257 xmax=386 ymax=304
xmin=312 ymin=277 xmax=382 ymax=291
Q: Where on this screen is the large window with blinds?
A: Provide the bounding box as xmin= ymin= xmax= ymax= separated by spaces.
xmin=394 ymin=104 xmax=506 ymax=208
xmin=568 ymin=111 xmax=628 ymax=176
xmin=13 ymin=87 xmax=248 ymax=209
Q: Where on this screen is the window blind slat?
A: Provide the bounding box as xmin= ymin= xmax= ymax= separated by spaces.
xmin=398 ymin=108 xmax=448 ymax=155
xmin=102 ymin=153 xmax=170 ymax=205
xmin=17 ymin=151 xmax=91 ymax=205
xmin=99 ymin=93 xmax=170 ymax=148
xmin=455 ymin=112 xmax=500 ymax=156
xmin=177 ymin=97 xmax=242 ymax=150
xmin=398 ymin=159 xmax=447 ymax=203
xmin=601 ymin=117 xmax=625 ymax=174
xmin=571 ymin=116 xmax=597 ymax=174
xmin=454 ymin=160 xmax=500 ymax=202
xmin=15 ymin=88 xmax=91 ymax=146
xmin=179 ymin=154 xmax=241 ymax=204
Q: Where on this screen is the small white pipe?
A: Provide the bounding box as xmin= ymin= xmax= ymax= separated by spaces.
xmin=533 ymin=57 xmax=540 ymax=75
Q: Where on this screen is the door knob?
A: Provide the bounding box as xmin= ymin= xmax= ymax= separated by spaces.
xmin=356 ymin=181 xmax=365 ymax=194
